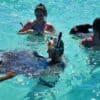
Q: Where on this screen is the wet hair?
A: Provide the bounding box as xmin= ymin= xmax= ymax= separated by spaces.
xmin=35 ymin=3 xmax=47 ymax=17
xmin=93 ymin=18 xmax=100 ymax=38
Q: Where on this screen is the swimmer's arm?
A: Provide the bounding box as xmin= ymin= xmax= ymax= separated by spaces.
xmin=44 ymin=30 xmax=55 ymax=34
xmin=18 ymin=20 xmax=34 ymax=34
xmin=77 ymin=24 xmax=92 ymax=28
xmin=0 ymin=71 xmax=14 ymax=81
xmin=44 ymin=23 xmax=56 ymax=34
xmin=85 ymin=24 xmax=92 ymax=28
xmin=18 ymin=29 xmax=34 ymax=34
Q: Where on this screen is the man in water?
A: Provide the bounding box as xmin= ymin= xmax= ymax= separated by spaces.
xmin=18 ymin=3 xmax=55 ymax=35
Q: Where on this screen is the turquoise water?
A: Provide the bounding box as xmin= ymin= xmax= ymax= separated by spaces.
xmin=0 ymin=0 xmax=100 ymax=100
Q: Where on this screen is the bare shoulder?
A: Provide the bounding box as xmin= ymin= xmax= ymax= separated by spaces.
xmin=44 ymin=22 xmax=55 ymax=33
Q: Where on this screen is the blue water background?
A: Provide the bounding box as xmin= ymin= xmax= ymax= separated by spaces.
xmin=0 ymin=0 xmax=100 ymax=100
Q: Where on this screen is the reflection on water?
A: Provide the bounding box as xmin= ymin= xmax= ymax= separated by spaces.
xmin=0 ymin=0 xmax=100 ymax=100
xmin=87 ymin=49 xmax=100 ymax=73
xmin=27 ymin=34 xmax=45 ymax=42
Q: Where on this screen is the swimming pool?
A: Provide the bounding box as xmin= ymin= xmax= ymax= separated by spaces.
xmin=0 ymin=0 xmax=100 ymax=100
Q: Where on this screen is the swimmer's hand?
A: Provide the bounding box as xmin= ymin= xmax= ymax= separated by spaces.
xmin=0 ymin=71 xmax=14 ymax=81
xmin=44 ymin=30 xmax=55 ymax=34
xmin=18 ymin=29 xmax=34 ymax=34
xmin=44 ymin=23 xmax=55 ymax=34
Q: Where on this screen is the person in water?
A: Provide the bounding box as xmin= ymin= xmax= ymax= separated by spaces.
xmin=47 ymin=38 xmax=64 ymax=65
xmin=70 ymin=24 xmax=92 ymax=34
xmin=18 ymin=3 xmax=55 ymax=35
xmin=0 ymin=33 xmax=64 ymax=81
xmin=82 ymin=18 xmax=100 ymax=47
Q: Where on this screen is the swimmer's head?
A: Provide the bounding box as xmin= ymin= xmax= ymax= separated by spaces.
xmin=93 ymin=18 xmax=100 ymax=38
xmin=70 ymin=27 xmax=78 ymax=34
xmin=35 ymin=3 xmax=47 ymax=19
xmin=47 ymin=37 xmax=64 ymax=62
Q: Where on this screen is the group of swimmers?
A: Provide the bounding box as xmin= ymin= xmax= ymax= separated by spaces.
xmin=0 ymin=4 xmax=64 ymax=82
xmin=0 ymin=3 xmax=100 ymax=83
xmin=18 ymin=3 xmax=100 ymax=48
xmin=70 ymin=18 xmax=100 ymax=48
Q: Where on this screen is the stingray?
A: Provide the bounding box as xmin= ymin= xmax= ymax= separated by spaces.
xmin=0 ymin=50 xmax=50 ymax=77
